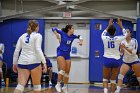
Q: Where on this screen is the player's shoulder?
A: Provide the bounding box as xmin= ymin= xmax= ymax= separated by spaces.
xmin=0 ymin=43 xmax=4 ymax=45
xmin=32 ymin=32 xmax=42 ymax=37
xmin=131 ymin=38 xmax=137 ymax=43
xmin=71 ymin=34 xmax=77 ymax=37
xmin=121 ymin=38 xmax=126 ymax=42
xmin=131 ymin=38 xmax=137 ymax=41
xmin=20 ymin=33 xmax=27 ymax=38
xmin=0 ymin=43 xmax=3 ymax=46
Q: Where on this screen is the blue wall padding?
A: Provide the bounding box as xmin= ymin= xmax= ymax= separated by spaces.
xmin=136 ymin=18 xmax=140 ymax=51
xmin=0 ymin=19 xmax=45 ymax=68
xmin=89 ymin=19 xmax=133 ymax=82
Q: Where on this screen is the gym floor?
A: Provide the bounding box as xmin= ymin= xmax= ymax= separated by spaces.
xmin=0 ymin=84 xmax=140 ymax=93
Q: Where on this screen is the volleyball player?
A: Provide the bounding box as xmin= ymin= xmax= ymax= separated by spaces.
xmin=13 ymin=20 xmax=47 ymax=93
xmin=52 ymin=25 xmax=83 ymax=93
xmin=44 ymin=54 xmax=53 ymax=86
xmin=0 ymin=43 xmax=5 ymax=87
xmin=101 ymin=18 xmax=127 ymax=93
xmin=115 ymin=29 xmax=140 ymax=93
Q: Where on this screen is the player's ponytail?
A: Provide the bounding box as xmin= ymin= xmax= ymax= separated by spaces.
xmin=61 ymin=28 xmax=66 ymax=32
xmin=27 ymin=20 xmax=39 ymax=35
xmin=27 ymin=29 xmax=32 ymax=35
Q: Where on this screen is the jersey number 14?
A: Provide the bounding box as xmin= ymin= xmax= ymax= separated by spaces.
xmin=108 ymin=41 xmax=115 ymax=48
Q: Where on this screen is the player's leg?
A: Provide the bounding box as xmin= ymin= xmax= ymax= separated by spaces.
xmin=14 ymin=67 xmax=30 ymax=93
xmin=62 ymin=60 xmax=71 ymax=93
xmin=48 ymin=67 xmax=53 ymax=85
xmin=31 ymin=64 xmax=42 ymax=93
xmin=103 ymin=58 xmax=112 ymax=93
xmin=103 ymin=66 xmax=111 ymax=93
xmin=132 ymin=62 xmax=140 ymax=86
xmin=115 ymin=63 xmax=130 ymax=93
xmin=55 ymin=56 xmax=66 ymax=92
xmin=0 ymin=59 xmax=4 ymax=86
xmin=110 ymin=67 xmax=119 ymax=93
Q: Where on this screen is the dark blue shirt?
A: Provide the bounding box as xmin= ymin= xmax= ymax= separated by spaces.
xmin=46 ymin=58 xmax=52 ymax=67
xmin=52 ymin=28 xmax=79 ymax=52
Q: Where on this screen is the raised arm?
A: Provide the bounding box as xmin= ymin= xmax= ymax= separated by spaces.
xmin=77 ymin=35 xmax=83 ymax=46
xmin=117 ymin=18 xmax=127 ymax=35
xmin=117 ymin=18 xmax=124 ymax=30
xmin=101 ymin=18 xmax=113 ymax=39
xmin=52 ymin=28 xmax=63 ymax=35
xmin=116 ymin=18 xmax=127 ymax=41
xmin=52 ymin=28 xmax=62 ymax=42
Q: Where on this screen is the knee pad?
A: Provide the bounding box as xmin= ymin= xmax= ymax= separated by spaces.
xmin=15 ymin=84 xmax=24 ymax=92
xmin=103 ymin=78 xmax=108 ymax=82
xmin=110 ymin=80 xmax=116 ymax=84
xmin=118 ymin=74 xmax=124 ymax=80
xmin=34 ymin=85 xmax=41 ymax=91
xmin=58 ymin=70 xmax=65 ymax=75
xmin=0 ymin=68 xmax=2 ymax=72
xmin=64 ymin=73 xmax=69 ymax=78
xmin=137 ymin=77 xmax=140 ymax=82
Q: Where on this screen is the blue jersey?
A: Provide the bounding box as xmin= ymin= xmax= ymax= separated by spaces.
xmin=46 ymin=58 xmax=52 ymax=67
xmin=52 ymin=28 xmax=79 ymax=52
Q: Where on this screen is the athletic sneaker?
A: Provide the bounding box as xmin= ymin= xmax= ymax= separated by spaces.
xmin=62 ymin=86 xmax=68 ymax=93
xmin=1 ymin=81 xmax=5 ymax=87
xmin=49 ymin=81 xmax=52 ymax=86
xmin=115 ymin=89 xmax=120 ymax=93
xmin=104 ymin=88 xmax=108 ymax=93
xmin=55 ymin=83 xmax=61 ymax=92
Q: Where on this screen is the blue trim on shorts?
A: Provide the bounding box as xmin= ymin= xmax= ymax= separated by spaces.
xmin=123 ymin=61 xmax=140 ymax=68
xmin=103 ymin=57 xmax=120 ymax=68
xmin=57 ymin=48 xmax=71 ymax=60
xmin=18 ymin=63 xmax=41 ymax=70
xmin=0 ymin=56 xmax=3 ymax=61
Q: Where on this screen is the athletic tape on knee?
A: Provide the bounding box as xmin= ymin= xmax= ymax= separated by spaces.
xmin=110 ymin=80 xmax=116 ymax=84
xmin=103 ymin=78 xmax=108 ymax=82
xmin=118 ymin=74 xmax=124 ymax=80
xmin=34 ymin=85 xmax=41 ymax=91
xmin=64 ymin=73 xmax=69 ymax=78
xmin=0 ymin=68 xmax=2 ymax=72
xmin=15 ymin=84 xmax=24 ymax=92
xmin=59 ymin=70 xmax=65 ymax=75
xmin=137 ymin=77 xmax=140 ymax=82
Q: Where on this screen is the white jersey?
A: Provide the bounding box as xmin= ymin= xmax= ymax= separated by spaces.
xmin=121 ymin=38 xmax=138 ymax=63
xmin=13 ymin=32 xmax=46 ymax=65
xmin=101 ymin=28 xmax=127 ymax=60
xmin=0 ymin=43 xmax=4 ymax=58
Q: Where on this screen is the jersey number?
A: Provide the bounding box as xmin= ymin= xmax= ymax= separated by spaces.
xmin=67 ymin=41 xmax=71 ymax=45
xmin=25 ymin=35 xmax=30 ymax=43
xmin=108 ymin=41 xmax=115 ymax=48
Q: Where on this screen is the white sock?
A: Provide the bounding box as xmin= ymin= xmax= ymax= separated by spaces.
xmin=104 ymin=88 xmax=108 ymax=93
xmin=49 ymin=81 xmax=52 ymax=83
xmin=117 ymin=86 xmax=121 ymax=90
xmin=1 ymin=79 xmax=4 ymax=82
xmin=63 ymin=84 xmax=68 ymax=88
xmin=57 ymin=82 xmax=60 ymax=85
